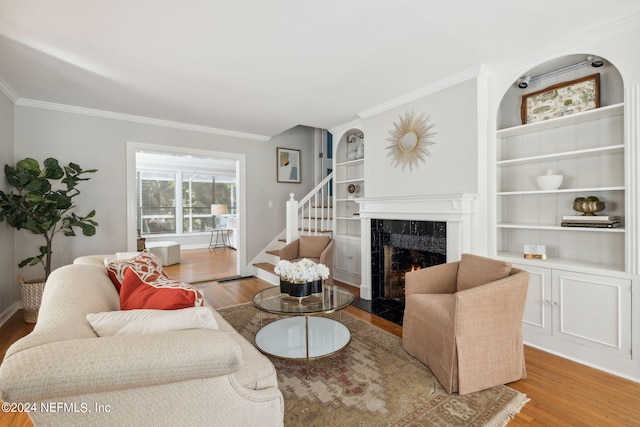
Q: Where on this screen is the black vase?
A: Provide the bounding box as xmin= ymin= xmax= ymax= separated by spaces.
xmin=310 ymin=279 xmax=322 ymax=294
xmin=279 ymin=278 xmax=290 ymax=294
xmin=288 ymin=281 xmax=311 ymax=297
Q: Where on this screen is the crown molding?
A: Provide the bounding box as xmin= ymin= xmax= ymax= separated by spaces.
xmin=357 ymin=65 xmax=484 ymax=119
xmin=14 ymin=98 xmax=271 ymax=141
xmin=0 ymin=76 xmax=19 ymax=103
xmin=329 ymin=117 xmax=365 ymax=140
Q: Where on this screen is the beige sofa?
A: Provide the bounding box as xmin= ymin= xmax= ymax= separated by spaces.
xmin=0 ymin=255 xmax=284 ymax=426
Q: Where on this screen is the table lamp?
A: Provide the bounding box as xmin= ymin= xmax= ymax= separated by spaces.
xmin=211 ymin=204 xmax=228 ymax=227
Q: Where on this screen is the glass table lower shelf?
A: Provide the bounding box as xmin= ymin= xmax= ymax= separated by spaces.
xmin=254 ymin=316 xmax=351 ymax=377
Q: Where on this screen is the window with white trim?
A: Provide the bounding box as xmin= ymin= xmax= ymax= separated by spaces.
xmin=136 ymin=153 xmax=237 ymax=236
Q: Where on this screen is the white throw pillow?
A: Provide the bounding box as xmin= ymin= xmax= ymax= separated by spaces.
xmin=86 ymin=307 xmax=218 ymax=336
xmin=114 ymin=251 xmax=163 ymax=266
xmin=115 ymin=251 xmax=143 ymax=260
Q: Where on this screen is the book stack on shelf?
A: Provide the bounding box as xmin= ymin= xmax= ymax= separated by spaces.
xmin=561 ymin=215 xmax=621 ymax=228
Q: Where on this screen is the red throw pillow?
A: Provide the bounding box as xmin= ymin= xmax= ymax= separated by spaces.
xmin=119 ymin=268 xmax=203 ymax=310
xmin=105 ymin=250 xmax=167 ymax=293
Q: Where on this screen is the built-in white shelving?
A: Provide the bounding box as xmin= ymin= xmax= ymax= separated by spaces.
xmin=497 ymin=186 xmax=624 ymax=196
xmin=496 ymin=101 xmax=626 ymax=270
xmin=497 ymin=223 xmax=624 ymax=232
xmin=333 ymin=132 xmax=365 ymax=285
xmin=493 ymin=60 xmax=635 ymax=380
xmin=496 ymin=103 xmax=623 ymax=137
xmin=496 ymin=144 xmax=624 ymax=166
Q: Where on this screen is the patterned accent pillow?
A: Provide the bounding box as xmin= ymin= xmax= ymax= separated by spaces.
xmin=104 ymin=250 xmax=167 ymax=293
xmin=119 ymin=268 xmax=204 ymax=310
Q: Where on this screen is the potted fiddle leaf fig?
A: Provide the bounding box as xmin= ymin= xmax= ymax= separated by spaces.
xmin=0 ymin=158 xmax=98 ymax=322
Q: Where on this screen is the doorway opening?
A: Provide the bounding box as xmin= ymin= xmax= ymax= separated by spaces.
xmin=126 ymin=142 xmax=247 ymax=277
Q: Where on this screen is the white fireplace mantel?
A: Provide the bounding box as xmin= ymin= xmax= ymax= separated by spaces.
xmin=355 ymin=193 xmax=477 ymax=300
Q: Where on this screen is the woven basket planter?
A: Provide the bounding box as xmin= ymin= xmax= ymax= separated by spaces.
xmin=19 ymin=276 xmax=46 ymax=323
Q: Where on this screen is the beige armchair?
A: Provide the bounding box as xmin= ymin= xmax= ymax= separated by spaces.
xmin=402 ymin=253 xmax=529 ymax=395
xmin=278 ymin=235 xmax=335 ymax=284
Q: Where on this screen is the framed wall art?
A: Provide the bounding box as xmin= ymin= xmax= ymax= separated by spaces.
xmin=521 ymin=73 xmax=600 ymax=124
xmin=276 ymin=147 xmax=301 ymax=183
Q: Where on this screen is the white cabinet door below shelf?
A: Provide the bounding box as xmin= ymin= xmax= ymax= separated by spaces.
xmin=334 ymin=239 xmax=361 ymax=285
xmin=552 ymin=270 xmax=631 ymax=359
xmin=513 ymin=263 xmax=552 ymax=335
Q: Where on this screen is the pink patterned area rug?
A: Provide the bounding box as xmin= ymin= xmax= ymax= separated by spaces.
xmin=218 ymin=303 xmax=529 ymax=426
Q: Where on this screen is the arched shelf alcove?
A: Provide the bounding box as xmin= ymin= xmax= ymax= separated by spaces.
xmin=492 ymin=54 xmax=633 ymax=366
xmin=497 ymin=53 xmax=624 ymax=130
xmin=494 ymin=53 xmax=626 ymax=269
xmin=336 ymin=128 xmax=365 ymax=163
xmin=332 ymin=128 xmax=365 ymax=286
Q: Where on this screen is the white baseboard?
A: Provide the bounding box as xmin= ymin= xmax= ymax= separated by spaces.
xmin=255 ymin=267 xmax=279 ymax=286
xmin=0 ymin=301 xmax=22 ymax=328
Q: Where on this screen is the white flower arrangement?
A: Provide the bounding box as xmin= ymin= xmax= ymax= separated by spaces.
xmin=274 ymin=258 xmax=330 ymax=283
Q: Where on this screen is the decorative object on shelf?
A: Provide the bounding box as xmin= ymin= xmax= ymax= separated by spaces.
xmin=276 ymin=147 xmax=301 ymax=183
xmin=386 ymin=110 xmax=436 ymax=172
xmin=561 ymin=215 xmax=620 ymax=228
xmin=347 ymin=183 xmax=359 ymax=195
xmin=274 ymin=258 xmax=330 ymax=298
xmin=523 ymin=244 xmax=546 ymax=260
xmin=536 ymin=169 xmax=564 ymax=190
xmin=521 ymin=73 xmax=600 ymax=124
xmin=347 ymin=133 xmax=364 ymax=161
xmin=572 ymin=196 xmax=605 ymax=216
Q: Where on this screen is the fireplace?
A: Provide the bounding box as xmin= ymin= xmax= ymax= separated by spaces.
xmin=371 ymin=219 xmax=446 ymax=300
xmin=355 ymin=193 xmax=481 ymax=305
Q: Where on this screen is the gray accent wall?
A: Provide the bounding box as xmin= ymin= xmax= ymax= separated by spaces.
xmin=0 ymin=92 xmax=16 ymax=319
xmin=9 ymin=107 xmax=315 ymax=292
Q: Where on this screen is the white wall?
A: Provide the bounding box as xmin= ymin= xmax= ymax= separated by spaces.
xmin=0 ymin=92 xmax=17 ymax=320
xmin=330 ymin=78 xmax=483 ymax=256
xmin=360 ymin=79 xmax=479 ymax=198
xmin=11 ymin=107 xmax=315 ymax=283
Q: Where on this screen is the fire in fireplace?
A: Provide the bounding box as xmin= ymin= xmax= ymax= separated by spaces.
xmin=371 ymin=219 xmax=446 ymax=300
xmin=383 ymin=246 xmax=444 ymax=299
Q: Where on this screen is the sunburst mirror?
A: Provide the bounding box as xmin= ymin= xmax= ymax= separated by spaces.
xmin=386 ymin=110 xmax=436 ymax=172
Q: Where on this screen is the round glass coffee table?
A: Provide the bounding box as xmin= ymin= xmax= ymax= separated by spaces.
xmin=252 ymin=284 xmax=354 ymax=378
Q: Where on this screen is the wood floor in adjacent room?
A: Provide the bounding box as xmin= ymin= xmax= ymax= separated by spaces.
xmin=1 ymin=248 xmax=639 ymax=426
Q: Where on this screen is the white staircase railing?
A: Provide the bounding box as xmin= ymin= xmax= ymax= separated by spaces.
xmin=285 ymin=173 xmax=333 ymax=243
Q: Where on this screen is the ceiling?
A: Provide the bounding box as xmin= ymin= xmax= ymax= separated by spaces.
xmin=1 ymin=1 xmax=640 ymax=140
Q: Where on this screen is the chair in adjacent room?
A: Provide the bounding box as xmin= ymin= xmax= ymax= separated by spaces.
xmin=402 ymin=253 xmax=530 ymax=395
xmin=278 ymin=235 xmax=335 ymax=284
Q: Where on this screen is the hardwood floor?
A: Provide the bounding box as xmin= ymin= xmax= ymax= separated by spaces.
xmin=1 ymin=248 xmax=639 ymax=426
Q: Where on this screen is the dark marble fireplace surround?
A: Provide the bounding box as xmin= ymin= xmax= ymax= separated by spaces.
xmin=351 ymin=219 xmax=447 ymax=325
